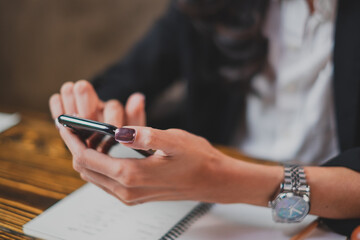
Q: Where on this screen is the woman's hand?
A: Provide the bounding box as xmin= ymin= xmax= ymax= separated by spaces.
xmin=49 ymin=80 xmax=146 ymax=152
xmin=56 ymin=121 xmax=360 ymax=219
xmin=58 ymin=123 xmax=283 ymax=206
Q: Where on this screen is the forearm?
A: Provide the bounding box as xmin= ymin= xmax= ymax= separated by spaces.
xmin=305 ymin=166 xmax=360 ymax=218
xmin=207 ymin=156 xmax=283 ymax=206
xmin=217 ymin=156 xmax=360 ymax=219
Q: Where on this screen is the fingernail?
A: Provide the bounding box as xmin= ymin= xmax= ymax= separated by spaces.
xmin=115 ymin=128 xmax=136 ymax=143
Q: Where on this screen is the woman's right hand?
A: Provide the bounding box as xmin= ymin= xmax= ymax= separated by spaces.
xmin=49 ymin=80 xmax=146 ymax=152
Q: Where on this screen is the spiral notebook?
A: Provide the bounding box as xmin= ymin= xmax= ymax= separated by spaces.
xmin=23 ymin=183 xmax=212 ymax=240
xmin=23 ymin=144 xmax=213 ymax=240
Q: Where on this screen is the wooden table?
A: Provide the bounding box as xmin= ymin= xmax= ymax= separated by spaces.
xmin=0 ymin=110 xmax=275 ymax=239
xmin=0 ymin=110 xmax=85 ymax=239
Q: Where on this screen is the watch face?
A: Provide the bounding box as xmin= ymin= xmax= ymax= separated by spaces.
xmin=274 ymin=194 xmax=310 ymax=222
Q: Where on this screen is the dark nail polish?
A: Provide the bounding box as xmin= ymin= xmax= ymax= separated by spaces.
xmin=115 ymin=128 xmax=136 ymax=143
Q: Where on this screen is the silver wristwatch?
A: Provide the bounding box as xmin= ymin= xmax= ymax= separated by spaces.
xmin=269 ymin=165 xmax=311 ymax=223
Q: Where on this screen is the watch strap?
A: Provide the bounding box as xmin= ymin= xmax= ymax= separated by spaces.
xmin=283 ymin=165 xmax=310 ymax=196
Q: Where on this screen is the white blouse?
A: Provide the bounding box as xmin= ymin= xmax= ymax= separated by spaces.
xmin=236 ymin=0 xmax=339 ymax=165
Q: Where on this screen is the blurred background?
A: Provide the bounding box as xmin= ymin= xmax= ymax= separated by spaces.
xmin=0 ymin=0 xmax=167 ymax=113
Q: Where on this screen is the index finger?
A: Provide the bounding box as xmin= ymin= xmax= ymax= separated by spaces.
xmin=58 ymin=124 xmax=87 ymax=156
xmin=59 ymin=124 xmax=123 ymax=177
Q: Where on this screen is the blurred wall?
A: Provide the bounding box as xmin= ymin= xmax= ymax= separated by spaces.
xmin=0 ymin=0 xmax=167 ymax=112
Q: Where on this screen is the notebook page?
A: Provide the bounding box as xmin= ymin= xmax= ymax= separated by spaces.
xmin=24 ymin=183 xmax=198 ymax=240
xmin=23 ymin=143 xmax=199 ymax=240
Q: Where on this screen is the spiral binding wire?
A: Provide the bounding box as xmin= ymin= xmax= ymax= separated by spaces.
xmin=159 ymin=203 xmax=214 ymax=240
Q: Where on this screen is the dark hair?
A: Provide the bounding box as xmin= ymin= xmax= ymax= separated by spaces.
xmin=177 ymin=0 xmax=269 ymax=91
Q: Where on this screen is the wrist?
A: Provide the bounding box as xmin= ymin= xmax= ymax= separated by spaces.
xmin=205 ymin=153 xmax=283 ymax=206
xmin=269 ymin=165 xmax=311 ymax=223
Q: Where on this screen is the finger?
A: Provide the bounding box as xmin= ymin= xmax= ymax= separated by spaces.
xmin=58 ymin=124 xmax=87 ymax=156
xmin=79 ymin=173 xmax=130 ymax=205
xmin=103 ymin=99 xmax=125 ymax=127
xmin=99 ymin=99 xmax=126 ymax=153
xmin=60 ymin=82 xmax=78 ymax=115
xmin=70 ymin=145 xmax=123 ymax=178
xmin=73 ymin=129 xmax=93 ymax=142
xmin=125 ymin=93 xmax=146 ymax=126
xmin=115 ymin=126 xmax=177 ymax=155
xmin=71 ymin=145 xmax=160 ymax=189
xmin=134 ymin=192 xmax=186 ymax=203
xmin=49 ymin=93 xmax=64 ymax=119
xmin=66 ymin=135 xmax=163 ymax=187
xmin=98 ymin=137 xmax=117 ymax=154
xmin=73 ymin=80 xmax=102 ymax=119
xmin=82 ymin=170 xmax=177 ymax=205
xmin=86 ymin=133 xmax=105 ymax=149
xmin=81 ymin=168 xmax=178 ymax=204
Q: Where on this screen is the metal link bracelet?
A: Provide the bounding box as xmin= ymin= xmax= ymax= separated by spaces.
xmin=283 ymin=165 xmax=309 ymax=196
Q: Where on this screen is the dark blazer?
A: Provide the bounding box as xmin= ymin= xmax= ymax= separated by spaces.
xmin=93 ymin=0 xmax=360 ymax=236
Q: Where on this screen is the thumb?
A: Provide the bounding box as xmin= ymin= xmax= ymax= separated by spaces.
xmin=114 ymin=126 xmax=176 ymax=155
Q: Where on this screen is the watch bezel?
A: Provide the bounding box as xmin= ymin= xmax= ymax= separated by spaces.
xmin=271 ymin=192 xmax=310 ymax=223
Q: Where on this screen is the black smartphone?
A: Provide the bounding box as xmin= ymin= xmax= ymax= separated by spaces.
xmin=57 ymin=114 xmax=152 ymax=156
xmin=58 ymin=114 xmax=117 ymax=137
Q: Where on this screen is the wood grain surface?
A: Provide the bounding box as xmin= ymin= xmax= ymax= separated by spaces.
xmin=0 ymin=109 xmax=276 ymax=239
xmin=0 ymin=110 xmax=85 ymax=239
